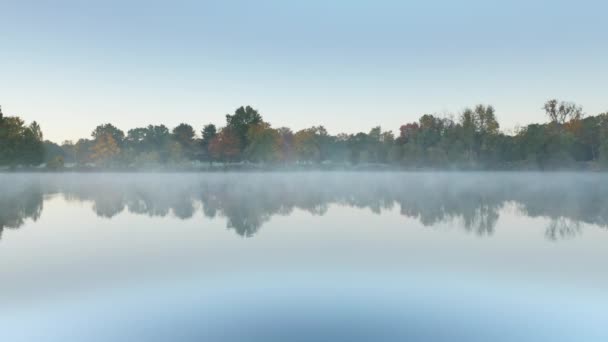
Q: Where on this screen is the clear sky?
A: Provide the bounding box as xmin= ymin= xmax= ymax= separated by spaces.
xmin=1 ymin=0 xmax=607 ymax=143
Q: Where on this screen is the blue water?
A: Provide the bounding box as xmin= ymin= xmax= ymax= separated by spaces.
xmin=0 ymin=173 xmax=607 ymax=341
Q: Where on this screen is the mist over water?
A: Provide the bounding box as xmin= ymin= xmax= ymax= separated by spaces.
xmin=1 ymin=172 xmax=607 ymax=341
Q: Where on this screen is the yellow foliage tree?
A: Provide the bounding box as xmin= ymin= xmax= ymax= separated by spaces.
xmin=90 ymin=133 xmax=120 ymax=166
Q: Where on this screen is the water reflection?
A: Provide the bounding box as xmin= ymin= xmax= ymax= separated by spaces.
xmin=0 ymin=181 xmax=43 ymax=240
xmin=1 ymin=172 xmax=607 ymax=240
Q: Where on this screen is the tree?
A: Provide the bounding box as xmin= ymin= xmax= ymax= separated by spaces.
xmin=398 ymin=122 xmax=419 ymax=144
xmin=276 ymin=127 xmax=295 ymax=162
xmin=19 ymin=122 xmax=45 ymax=166
xmin=143 ymin=125 xmax=171 ymax=150
xmin=60 ymin=140 xmax=77 ymax=163
xmin=327 ymin=133 xmax=350 ymax=163
xmin=348 ymin=132 xmax=369 ymax=164
xmin=544 ymin=99 xmax=583 ymax=125
xmin=43 ymin=141 xmax=66 ymax=164
xmin=0 ymin=115 xmax=24 ymax=165
xmin=172 ymin=123 xmax=196 ymax=159
xmin=387 ymin=144 xmax=403 ymax=164
xmin=225 ymin=106 xmax=263 ymax=153
xmin=474 ymin=105 xmax=500 ymax=163
xmin=46 ymin=155 xmax=65 ymax=170
xmin=378 ymin=130 xmax=395 ymax=163
xmin=29 ymin=121 xmax=43 ymax=141
xmin=364 ymin=126 xmax=394 ymax=163
xmin=516 ymin=124 xmax=547 ymax=166
xmin=132 ymin=125 xmax=172 ymax=163
xmin=167 ymin=141 xmax=184 ymax=163
xmin=125 ymin=127 xmax=148 ymax=152
xmin=90 ymin=133 xmax=120 ymax=166
xmin=427 ymin=146 xmax=448 ymax=167
xmin=402 ymin=142 xmax=423 ymax=166
xmin=74 ymin=139 xmax=94 ymax=165
xmin=417 ymin=114 xmax=444 ymax=150
xmin=459 ymin=108 xmax=477 ymax=161
xmin=172 ymin=123 xmax=195 ymax=144
xmin=474 ymin=105 xmax=499 ymax=135
xmin=201 ymin=124 xmax=217 ymax=162
xmin=209 ymin=127 xmax=241 ymax=162
xmin=0 ymin=108 xmax=44 ymax=166
xmin=294 ymin=126 xmax=329 ymax=163
xmin=92 ymin=124 xmax=124 ymax=146
xmin=244 ymin=123 xmax=281 ymax=163
xmin=575 ymin=116 xmax=601 ymax=160
xmin=598 ymin=113 xmax=608 ymax=166
xmin=456 ymin=105 xmax=500 ymax=165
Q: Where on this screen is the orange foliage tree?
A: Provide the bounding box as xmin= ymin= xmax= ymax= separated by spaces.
xmin=209 ymin=127 xmax=241 ymax=162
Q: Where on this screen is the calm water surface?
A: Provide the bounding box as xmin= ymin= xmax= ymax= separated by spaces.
xmin=0 ymin=172 xmax=606 ymax=341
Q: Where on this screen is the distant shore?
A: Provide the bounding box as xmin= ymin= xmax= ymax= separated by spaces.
xmin=3 ymin=102 xmax=608 ymax=172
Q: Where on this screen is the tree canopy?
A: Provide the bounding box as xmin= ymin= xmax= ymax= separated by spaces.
xmin=0 ymin=106 xmax=44 ymax=167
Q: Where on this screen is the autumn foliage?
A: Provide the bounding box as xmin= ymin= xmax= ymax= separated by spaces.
xmin=209 ymin=127 xmax=241 ymax=162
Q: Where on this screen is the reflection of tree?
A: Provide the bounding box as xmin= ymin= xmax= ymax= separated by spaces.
xmin=461 ymin=202 xmax=500 ymax=236
xmin=93 ymin=191 xmax=125 ymax=218
xmin=172 ymin=197 xmax=195 ymax=219
xmin=0 ymin=183 xmax=43 ymax=239
xmin=545 ymin=218 xmax=581 ymax=241
xmin=395 ymin=188 xmax=502 ymax=236
xmin=199 ymin=182 xmax=288 ymax=237
xmin=1 ymin=173 xmax=607 ymax=240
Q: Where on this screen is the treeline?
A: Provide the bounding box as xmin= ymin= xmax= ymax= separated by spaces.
xmin=2 ymin=100 xmax=608 ymax=170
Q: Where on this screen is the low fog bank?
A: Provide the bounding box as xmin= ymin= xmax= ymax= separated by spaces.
xmin=1 ymin=172 xmax=606 ymax=240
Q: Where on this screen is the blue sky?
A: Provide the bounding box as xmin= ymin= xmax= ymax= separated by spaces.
xmin=1 ymin=0 xmax=607 ymax=142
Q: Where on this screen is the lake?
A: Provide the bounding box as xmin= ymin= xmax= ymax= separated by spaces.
xmin=0 ymin=172 xmax=607 ymax=341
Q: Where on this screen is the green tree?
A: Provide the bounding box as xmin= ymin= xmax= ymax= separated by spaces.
xmin=201 ymin=124 xmax=217 ymax=162
xmin=474 ymin=105 xmax=499 ymax=135
xmin=225 ymin=106 xmax=263 ymax=153
xmin=598 ymin=113 xmax=608 ymax=166
xmin=0 ymin=107 xmax=44 ymax=166
xmin=575 ymin=116 xmax=601 ymax=160
xmin=128 ymin=125 xmax=172 ymax=163
xmin=244 ymin=123 xmax=281 ymax=163
xmin=276 ymin=127 xmax=295 ymax=162
xmin=347 ymin=132 xmax=369 ymax=164
xmin=19 ymin=122 xmax=45 ymax=166
xmin=474 ymin=105 xmax=500 ymax=164
xmin=43 ymin=141 xmax=66 ymax=164
xmin=172 ymin=123 xmax=196 ymax=159
xmin=61 ymin=140 xmax=76 ymax=164
xmin=74 ymin=139 xmax=94 ymax=165
xmin=125 ymin=127 xmax=148 ymax=151
xmin=92 ymin=124 xmax=125 ymax=146
xmin=46 ymin=155 xmax=65 ymax=170
xmin=294 ymin=126 xmax=330 ymax=163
